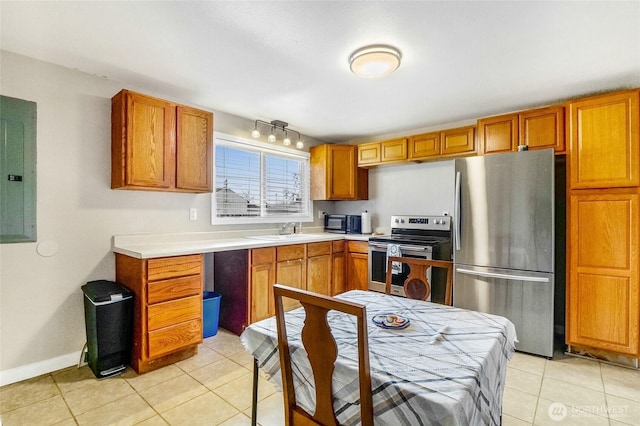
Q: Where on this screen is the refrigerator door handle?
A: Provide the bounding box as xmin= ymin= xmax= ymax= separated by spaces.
xmin=455 ymin=267 xmax=550 ymax=283
xmin=454 ymin=171 xmax=461 ymax=251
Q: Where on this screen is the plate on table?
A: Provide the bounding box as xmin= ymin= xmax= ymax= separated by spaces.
xmin=372 ymin=313 xmax=410 ymax=329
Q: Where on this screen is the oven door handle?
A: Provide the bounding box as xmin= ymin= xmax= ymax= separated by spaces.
xmin=369 ymin=243 xmax=430 ymax=252
xmin=369 ymin=243 xmax=390 ymax=250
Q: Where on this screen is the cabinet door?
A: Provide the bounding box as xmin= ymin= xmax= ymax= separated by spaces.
xmin=332 ymin=250 xmax=346 ymax=295
xmin=250 ymin=262 xmax=275 ymax=322
xmin=124 ymin=92 xmax=176 ymax=188
xmin=276 ymin=258 xmax=307 ymax=311
xmin=441 ymin=126 xmax=476 ymax=156
xmin=519 ymin=106 xmax=565 ymax=153
xmin=346 ymin=241 xmax=369 ymax=291
xmin=176 ymin=106 xmax=213 ymax=192
xmin=307 ymin=254 xmax=331 ymax=295
xmin=358 ymin=142 xmax=381 ymax=166
xmin=408 ymin=132 xmax=440 ymax=160
xmin=347 ymin=252 xmax=369 ymax=291
xmin=478 ymin=113 xmax=518 ymax=155
xmin=568 ymin=90 xmax=639 ymax=189
xmin=567 ymin=191 xmax=639 ymax=355
xmin=381 ymin=138 xmax=408 ymax=162
xmin=328 ymin=145 xmax=357 ymax=199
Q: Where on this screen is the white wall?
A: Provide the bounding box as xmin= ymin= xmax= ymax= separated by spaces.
xmin=0 ymin=51 xmax=331 ymax=384
xmin=332 ymin=161 xmax=456 ymax=231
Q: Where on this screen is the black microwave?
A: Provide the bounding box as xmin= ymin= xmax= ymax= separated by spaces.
xmin=324 ymin=214 xmax=362 ymax=234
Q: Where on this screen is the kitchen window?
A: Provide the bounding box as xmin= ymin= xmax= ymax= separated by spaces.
xmin=211 ymin=133 xmax=312 ymax=224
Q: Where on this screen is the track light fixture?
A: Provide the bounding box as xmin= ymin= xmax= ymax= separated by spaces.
xmin=250 ymin=119 xmax=304 ymax=149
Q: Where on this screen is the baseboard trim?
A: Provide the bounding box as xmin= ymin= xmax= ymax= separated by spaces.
xmin=0 ymin=351 xmax=81 ymax=387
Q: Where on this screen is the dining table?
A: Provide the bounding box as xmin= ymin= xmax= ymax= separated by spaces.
xmin=240 ymin=290 xmax=517 ymax=425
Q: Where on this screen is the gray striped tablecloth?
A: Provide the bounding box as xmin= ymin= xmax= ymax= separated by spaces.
xmin=240 ymin=290 xmax=517 ymax=425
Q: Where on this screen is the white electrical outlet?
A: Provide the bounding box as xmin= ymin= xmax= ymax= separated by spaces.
xmin=317 ymin=210 xmax=326 ymax=219
xmin=189 ymin=208 xmax=197 ymax=221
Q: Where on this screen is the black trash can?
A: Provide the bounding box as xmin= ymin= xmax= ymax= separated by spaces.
xmin=81 ymin=280 xmax=133 ymax=378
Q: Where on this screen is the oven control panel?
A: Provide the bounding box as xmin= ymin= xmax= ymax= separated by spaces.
xmin=391 ymin=215 xmax=450 ymax=230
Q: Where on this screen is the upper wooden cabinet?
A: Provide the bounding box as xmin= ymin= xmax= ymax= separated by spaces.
xmin=408 ymin=126 xmax=476 ymax=161
xmin=111 ymin=90 xmax=213 ymax=193
xmin=357 ymin=142 xmax=381 ymax=165
xmin=478 ymin=113 xmax=518 ymax=154
xmin=310 ymin=144 xmax=368 ymax=200
xmin=479 ymin=106 xmax=565 ymax=155
xmin=358 ymin=138 xmax=407 ymax=167
xmin=408 ymin=132 xmax=440 ymax=159
xmin=441 ymin=126 xmax=476 ymax=156
xmin=519 ymin=106 xmax=565 ymax=153
xmin=176 ymin=106 xmax=214 ymax=192
xmin=568 ymin=90 xmax=639 ymax=189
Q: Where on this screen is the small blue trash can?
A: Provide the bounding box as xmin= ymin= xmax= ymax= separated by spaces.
xmin=203 ymin=291 xmax=221 ymax=338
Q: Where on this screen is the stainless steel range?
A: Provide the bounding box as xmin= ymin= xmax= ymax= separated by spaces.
xmin=368 ymin=215 xmax=453 ymax=302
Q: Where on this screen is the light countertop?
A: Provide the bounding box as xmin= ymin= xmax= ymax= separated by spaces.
xmin=113 ymin=231 xmax=371 ymax=259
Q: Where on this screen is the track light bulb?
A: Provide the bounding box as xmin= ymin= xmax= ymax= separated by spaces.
xmin=296 ymin=140 xmax=304 ymax=149
xmin=251 ymin=129 xmax=260 ymax=139
xmin=267 ymin=133 xmax=276 ymax=143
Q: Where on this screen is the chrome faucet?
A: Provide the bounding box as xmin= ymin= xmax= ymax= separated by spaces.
xmin=279 ymin=222 xmax=296 ymax=235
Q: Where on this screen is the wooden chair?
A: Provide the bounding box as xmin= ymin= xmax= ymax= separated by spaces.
xmin=273 ymin=284 xmax=374 ymax=426
xmin=385 ymin=257 xmax=454 ymax=305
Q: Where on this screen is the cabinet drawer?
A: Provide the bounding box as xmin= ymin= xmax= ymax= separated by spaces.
xmin=332 ymin=240 xmax=345 ymax=253
xmin=252 ymin=247 xmax=275 ymax=265
xmin=148 ymin=319 xmax=202 ymax=359
xmin=307 ymin=241 xmax=331 ymax=257
xmin=148 ymin=275 xmax=202 ymax=304
xmin=147 ymin=255 xmax=202 ymax=281
xmin=148 ymin=295 xmax=201 ymax=331
xmin=277 ymin=244 xmax=306 ymax=261
xmin=347 ymin=240 xmax=369 ymax=254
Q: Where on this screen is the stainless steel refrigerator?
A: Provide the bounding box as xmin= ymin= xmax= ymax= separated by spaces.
xmin=453 ymin=149 xmax=555 ymax=358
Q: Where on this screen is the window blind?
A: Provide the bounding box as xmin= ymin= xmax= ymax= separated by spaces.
xmin=213 ymin=134 xmax=311 ymax=223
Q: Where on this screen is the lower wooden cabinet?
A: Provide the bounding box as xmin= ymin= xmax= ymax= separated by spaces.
xmin=215 ymin=239 xmax=359 ymax=334
xmin=115 ymin=253 xmax=203 ymax=373
xmin=331 ymin=241 xmax=346 ymax=295
xmin=276 ymin=244 xmax=307 ymax=311
xmin=307 ymin=242 xmax=332 ymax=295
xmin=567 ymin=189 xmax=639 ymax=355
xmin=249 ymin=247 xmax=275 ymax=323
xmin=346 ymin=240 xmax=369 ymax=291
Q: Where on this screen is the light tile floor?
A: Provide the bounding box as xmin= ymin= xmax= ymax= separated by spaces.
xmin=1 ymin=329 xmax=639 ymax=425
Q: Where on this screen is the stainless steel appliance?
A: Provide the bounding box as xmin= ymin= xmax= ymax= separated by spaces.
xmin=368 ymin=215 xmax=452 ymax=302
xmin=324 ymin=214 xmax=362 ymax=234
xmin=453 ymin=149 xmax=555 ymax=358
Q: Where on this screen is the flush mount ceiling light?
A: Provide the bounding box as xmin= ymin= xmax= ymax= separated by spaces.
xmin=251 ymin=119 xmax=304 ymax=149
xmin=349 ymin=45 xmax=402 ymax=78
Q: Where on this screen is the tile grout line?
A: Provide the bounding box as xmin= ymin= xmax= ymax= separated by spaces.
xmin=51 ymin=372 xmax=78 ymax=425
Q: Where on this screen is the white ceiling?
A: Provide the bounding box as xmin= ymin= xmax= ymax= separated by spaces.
xmin=1 ymin=1 xmax=639 ymax=143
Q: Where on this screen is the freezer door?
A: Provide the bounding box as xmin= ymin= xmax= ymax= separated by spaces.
xmin=454 ymin=149 xmax=554 ymax=273
xmin=453 ymin=264 xmax=554 ymax=358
